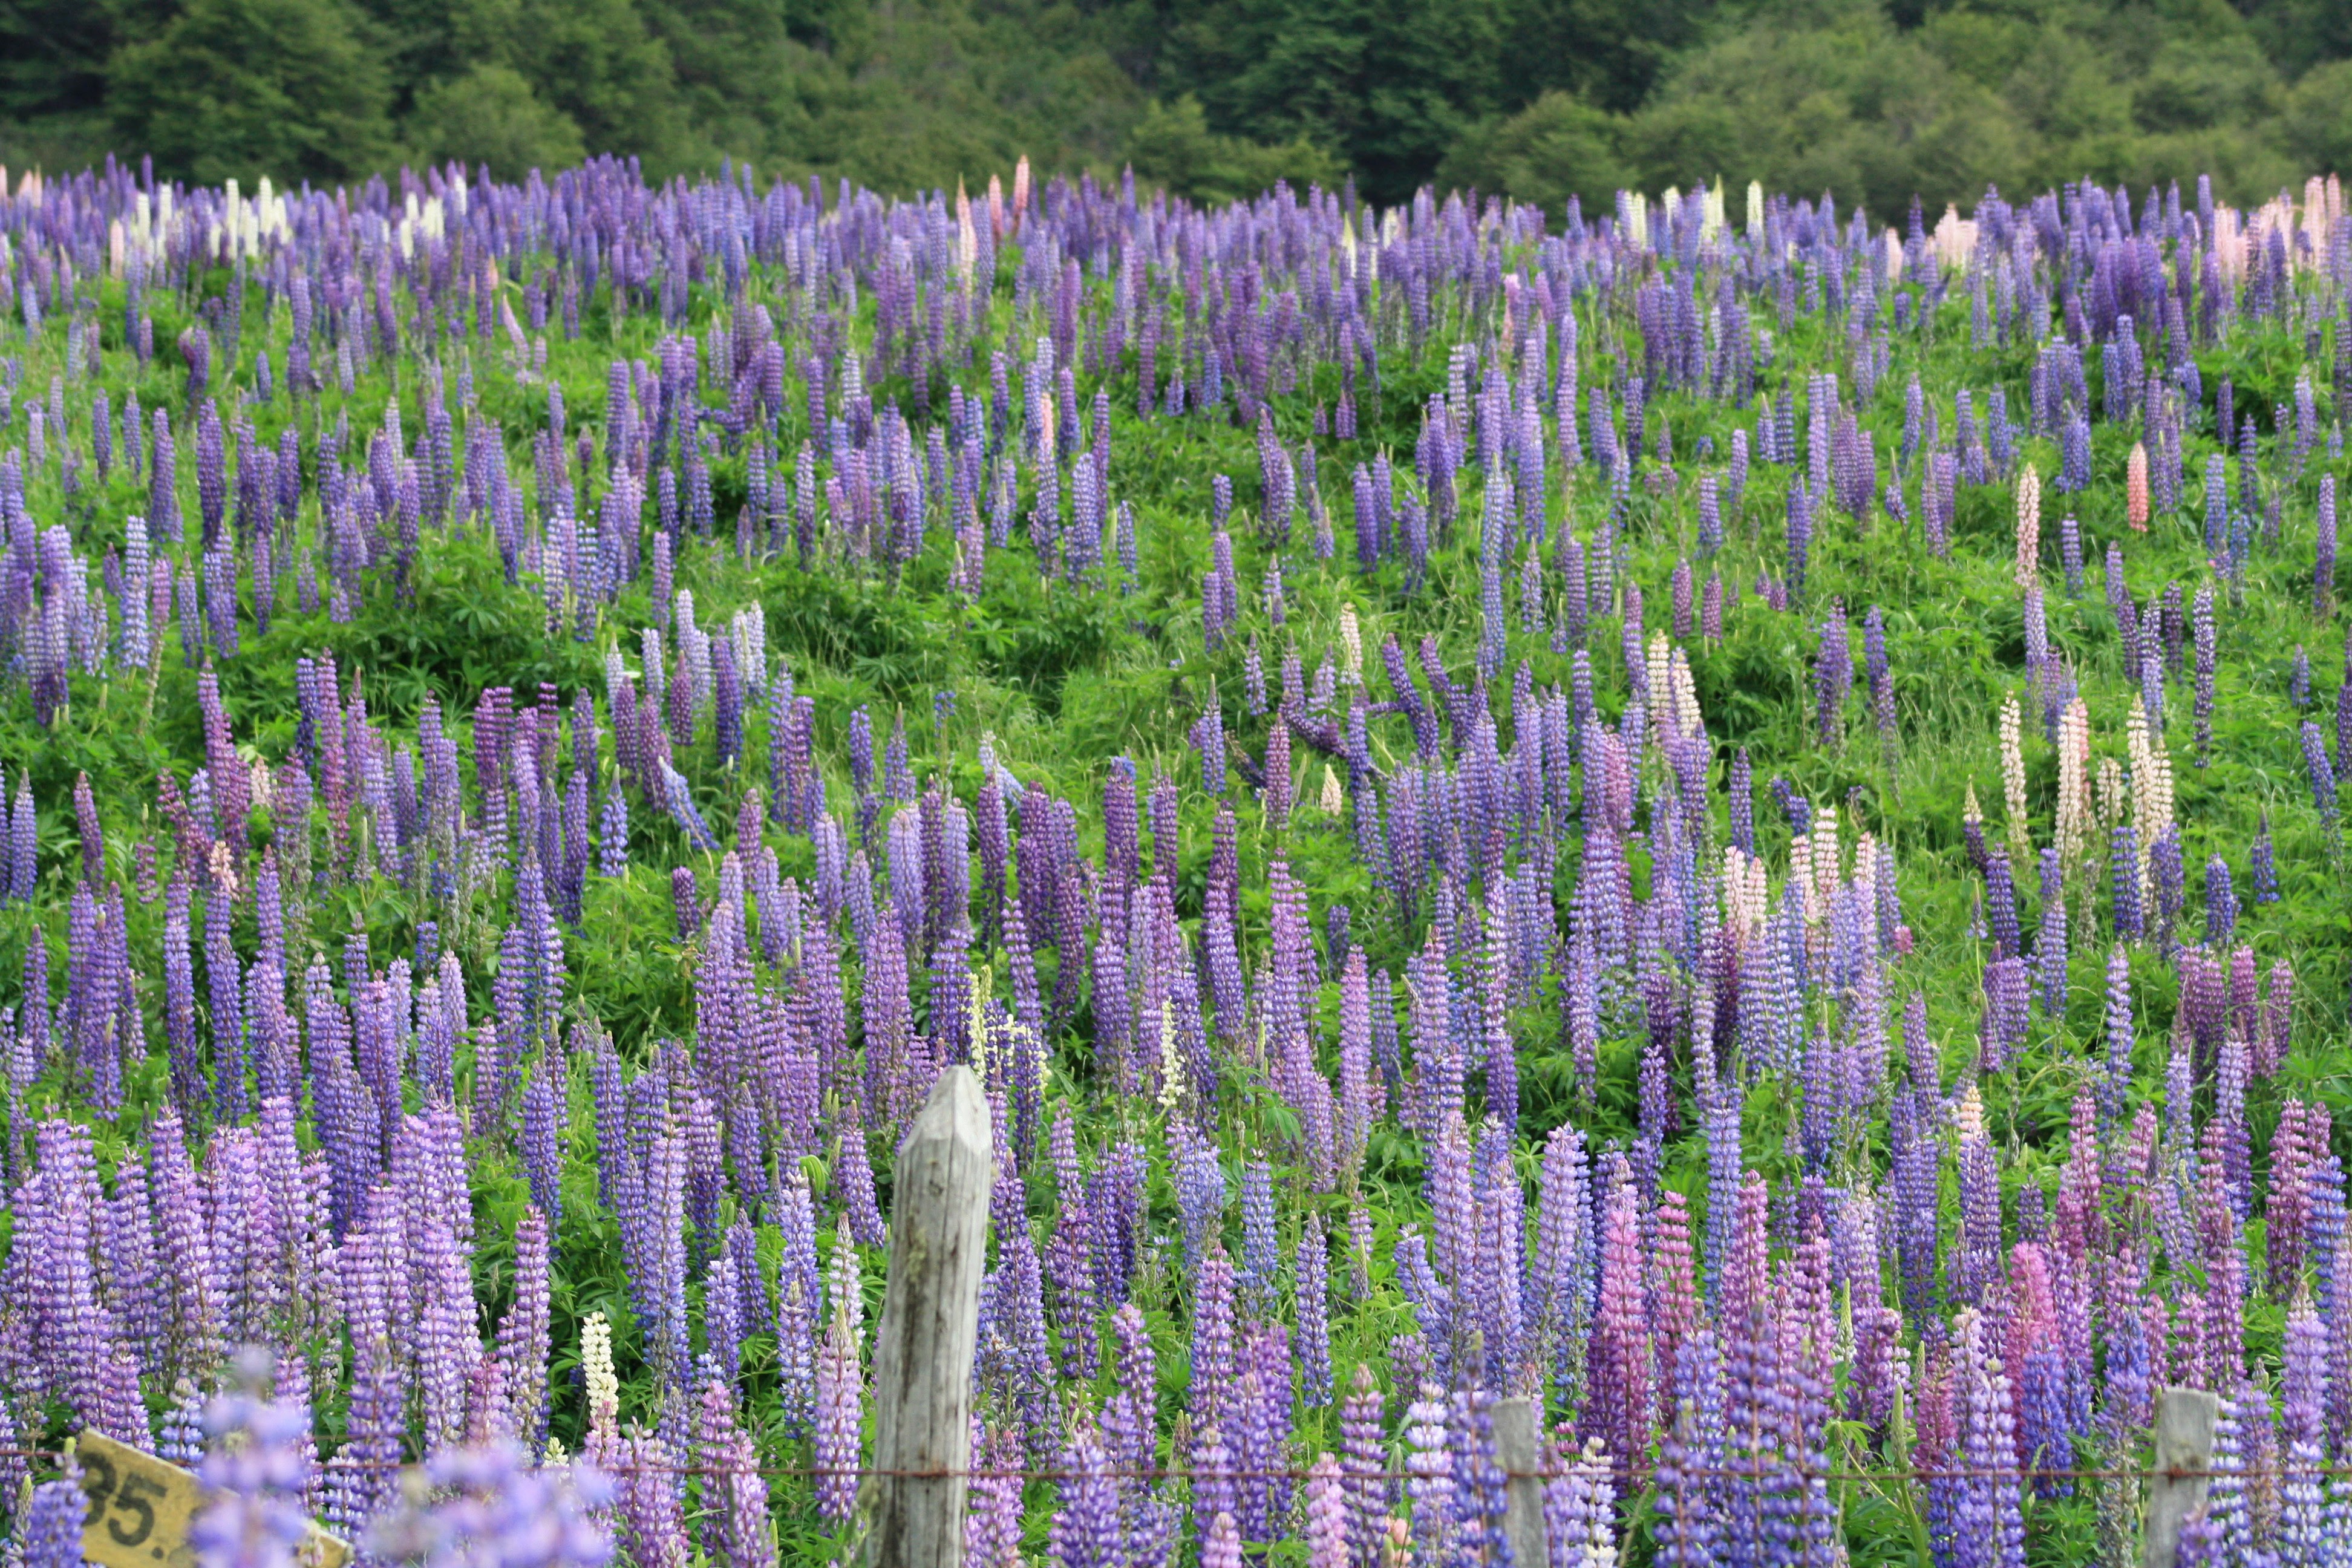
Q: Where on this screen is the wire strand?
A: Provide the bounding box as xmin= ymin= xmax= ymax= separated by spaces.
xmin=9 ymin=1448 xmax=2334 ymax=1485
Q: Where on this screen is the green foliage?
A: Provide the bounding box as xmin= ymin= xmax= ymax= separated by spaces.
xmin=1437 ymin=90 xmax=1629 ymax=220
xmin=2279 ymin=59 xmax=2352 ymax=181
xmin=1141 ymin=0 xmax=1506 ymax=203
xmin=12 ymin=0 xmax=2352 ymax=215
xmin=405 ymin=63 xmax=587 ymax=178
xmin=494 ymin=0 xmax=690 ymax=168
xmin=2238 ymin=0 xmax=2352 ymax=80
xmin=1452 ymin=0 xmax=2333 ymax=217
xmin=108 ymin=0 xmax=394 ymax=186
xmin=767 ymin=0 xmax=1149 ymax=191
xmin=0 ymin=0 xmax=122 ymax=122
xmin=1495 ymin=0 xmax=1710 ymax=114
xmin=1126 ymin=96 xmax=1340 ymax=205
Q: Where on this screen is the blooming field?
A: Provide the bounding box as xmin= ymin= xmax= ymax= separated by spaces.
xmin=0 ymin=158 xmax=2347 ymax=1567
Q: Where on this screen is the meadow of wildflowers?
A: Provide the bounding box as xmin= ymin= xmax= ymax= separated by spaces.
xmin=0 ymin=156 xmax=2347 ymax=1568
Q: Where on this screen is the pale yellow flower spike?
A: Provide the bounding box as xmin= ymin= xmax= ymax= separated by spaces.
xmin=1157 ymin=1001 xmax=1182 ymax=1112
xmin=2014 ymin=466 xmax=2042 ymax=590
xmin=583 ymin=1311 xmax=619 ymax=1443
xmin=2056 ymin=697 xmax=2091 ymax=878
xmin=2000 ymin=693 xmax=2030 ymax=869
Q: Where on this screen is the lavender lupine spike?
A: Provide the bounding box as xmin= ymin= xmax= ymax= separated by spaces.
xmin=190 ymin=1351 xmax=315 ymax=1568
xmin=697 ymin=1377 xmax=779 ymax=1568
xmin=364 ymin=1442 xmax=613 ymax=1568
xmin=21 ymin=1462 xmax=86 ymax=1568
xmin=1298 ymin=1215 xmax=1333 ymax=1405
xmin=2205 ymin=855 xmax=2236 ymax=946
xmin=496 ymin=1206 xmax=553 ymax=1450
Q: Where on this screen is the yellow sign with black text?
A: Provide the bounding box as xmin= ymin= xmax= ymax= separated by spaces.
xmin=74 ymin=1432 xmax=350 ymax=1568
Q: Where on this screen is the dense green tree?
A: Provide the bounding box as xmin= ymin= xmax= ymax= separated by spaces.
xmin=2281 ymin=59 xmax=2352 ymax=177
xmin=1145 ymin=0 xmax=1504 ymax=203
xmin=1615 ymin=0 xmax=2040 ymax=215
xmin=638 ymin=0 xmax=793 ymax=158
xmin=2234 ymin=0 xmax=2352 ymax=79
xmin=748 ymin=0 xmax=1148 ymax=194
xmin=1127 ymin=95 xmax=1339 ymax=203
xmin=407 ymin=64 xmax=587 ymax=179
xmin=487 ymin=0 xmax=688 ymax=169
xmin=3 ymin=0 xmax=2348 ymax=216
xmin=1436 ymin=91 xmax=1628 ymax=219
xmin=0 ymin=0 xmax=129 ymax=121
xmin=1456 ymin=0 xmax=2315 ymax=222
xmin=351 ymin=0 xmax=470 ymax=120
xmin=353 ymin=0 xmax=691 ymax=171
xmin=110 ymin=0 xmax=393 ymax=185
xmin=1495 ymin=0 xmax=1711 ymax=114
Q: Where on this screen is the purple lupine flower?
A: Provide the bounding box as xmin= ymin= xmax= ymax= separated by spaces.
xmin=965 ymin=1422 xmax=1024 ymax=1568
xmin=365 ymin=1442 xmax=612 ymax=1568
xmin=2033 ymin=847 xmax=2068 ymax=1017
xmin=671 ymin=865 xmax=704 ymax=940
xmin=2250 ymin=814 xmax=2281 ymax=904
xmin=190 ymin=1351 xmax=314 ymax=1568
xmin=2316 ymin=473 xmax=2338 ymax=615
xmin=835 ymin=1114 xmax=887 ymax=1246
xmin=1237 ymin=1160 xmax=1279 ymax=1313
xmin=1443 ymin=1390 xmax=1510 ymax=1565
xmin=607 ymin=1427 xmax=687 ymax=1568
xmin=492 ymin=1205 xmax=552 ymax=1452
xmin=1652 ymin=1324 xmax=1725 ymax=1567
xmin=1088 ymin=1143 xmax=1146 ymax=1310
xmin=1591 ymin=1171 xmax=1651 ymax=1477
xmin=1951 ymin=1308 xmax=2028 ymax=1567
xmin=521 ymin=1050 xmax=564 ymax=1229
xmin=2301 ymin=721 xmax=2339 ymax=831
xmin=1297 ymin=1215 xmax=1333 ymax=1405
xmin=692 ymin=1378 xmax=777 ymax=1568
xmin=150 ymin=407 xmax=181 ymax=542
xmin=1192 ymin=707 xmax=1227 ymax=795
xmin=2150 ymin=826 xmax=2186 ymax=948
xmin=157 ymin=1378 xmax=206 ymax=1467
xmin=1173 ymin=1129 xmax=1225 ymax=1277
xmin=22 ymin=1461 xmax=85 ymax=1568
xmin=1191 ymin=1248 xmax=1238 ymax=1426
xmin=1047 ymin=1421 xmax=1121 ymax=1568
xmin=1541 ymin=1439 xmax=1616 ymax=1568
xmin=1303 ymin=1452 xmax=1350 ymax=1568
xmin=1955 ymin=1122 xmax=2001 ymax=1308
xmin=2107 ymin=822 xmax=2143 ymax=939
xmin=1814 ymin=604 xmax=1851 ymax=746
xmin=1099 ymin=1299 xmax=1159 ymax=1481
xmin=1785 ymin=479 xmax=1814 ymax=603
xmin=1400 ymin=1390 xmax=1455 ymax=1568
xmin=2100 ymin=948 xmax=2134 ymax=1129
xmin=2205 ymin=855 xmax=2236 ymax=945
xmin=1336 ymin=1365 xmax=1389 ymax=1563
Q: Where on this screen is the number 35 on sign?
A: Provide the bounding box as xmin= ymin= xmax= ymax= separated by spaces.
xmin=75 ymin=1432 xmax=350 ymax=1568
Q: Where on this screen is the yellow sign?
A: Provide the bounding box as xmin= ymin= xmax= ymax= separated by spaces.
xmin=75 ymin=1432 xmax=350 ymax=1568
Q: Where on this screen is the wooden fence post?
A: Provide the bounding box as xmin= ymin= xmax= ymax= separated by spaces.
xmin=1488 ymin=1396 xmax=1549 ymax=1568
xmin=2141 ymin=1385 xmax=2220 ymax=1568
xmin=864 ymin=1065 xmax=993 ymax=1568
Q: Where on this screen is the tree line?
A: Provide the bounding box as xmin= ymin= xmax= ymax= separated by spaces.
xmin=2 ymin=0 xmax=2350 ymax=215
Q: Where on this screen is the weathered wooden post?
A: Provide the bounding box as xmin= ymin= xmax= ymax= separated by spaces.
xmin=1488 ymin=1396 xmax=1550 ymax=1568
xmin=2141 ymin=1385 xmax=2220 ymax=1568
xmin=865 ymin=1065 xmax=993 ymax=1568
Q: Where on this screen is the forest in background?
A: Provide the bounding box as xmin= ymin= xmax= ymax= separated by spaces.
xmin=4 ymin=0 xmax=2352 ymax=220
